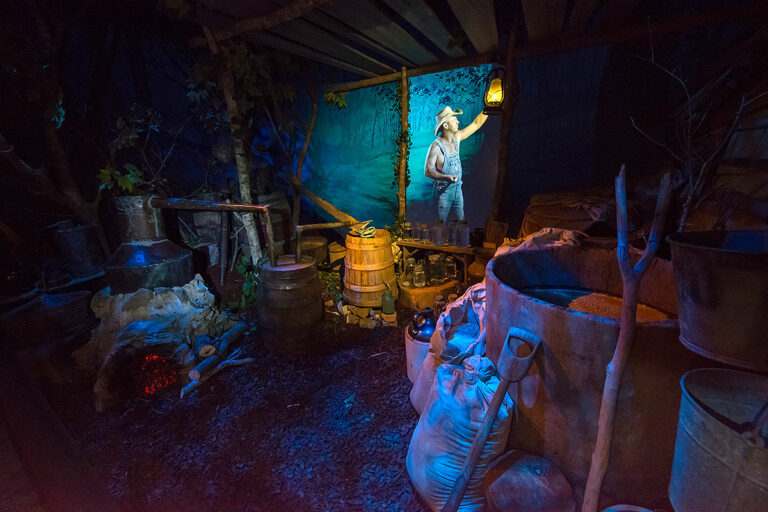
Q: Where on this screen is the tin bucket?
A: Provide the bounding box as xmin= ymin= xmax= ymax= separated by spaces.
xmin=669 ymin=368 xmax=768 ymax=512
xmin=667 ymin=230 xmax=768 ymax=371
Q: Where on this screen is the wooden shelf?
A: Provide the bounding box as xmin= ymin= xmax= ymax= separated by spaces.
xmin=396 ymin=240 xmax=478 ymax=283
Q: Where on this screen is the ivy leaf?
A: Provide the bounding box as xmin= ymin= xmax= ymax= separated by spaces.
xmin=97 ymin=168 xmax=115 ymax=190
xmin=116 ymin=173 xmax=135 ymax=192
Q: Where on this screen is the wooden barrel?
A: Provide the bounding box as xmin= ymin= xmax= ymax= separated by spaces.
xmin=343 ymin=229 xmax=398 ymax=307
xmin=256 ymin=255 xmax=322 ymax=353
xmin=328 ymin=242 xmax=346 ymax=268
xmin=300 ymin=235 xmax=328 ymax=268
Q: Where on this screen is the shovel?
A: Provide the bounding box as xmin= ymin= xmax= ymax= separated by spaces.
xmin=442 ymin=326 xmax=543 ymax=512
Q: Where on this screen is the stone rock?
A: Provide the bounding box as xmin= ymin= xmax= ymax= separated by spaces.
xmin=349 ymin=306 xmax=370 ymax=318
xmin=359 ymin=317 xmax=379 ymax=329
xmin=73 ymin=274 xmax=230 ymax=410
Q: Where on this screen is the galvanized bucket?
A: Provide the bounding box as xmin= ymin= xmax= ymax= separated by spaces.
xmin=667 ymin=230 xmax=768 ymax=371
xmin=669 ymin=368 xmax=768 ymax=512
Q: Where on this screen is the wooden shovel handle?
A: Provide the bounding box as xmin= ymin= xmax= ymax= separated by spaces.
xmin=442 ymin=327 xmax=543 ymax=512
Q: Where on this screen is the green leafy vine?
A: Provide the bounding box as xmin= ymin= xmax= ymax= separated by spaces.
xmin=392 ymin=78 xmax=411 ymax=191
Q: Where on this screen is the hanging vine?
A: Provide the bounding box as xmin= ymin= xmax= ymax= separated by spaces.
xmin=392 ymin=78 xmax=411 ymax=191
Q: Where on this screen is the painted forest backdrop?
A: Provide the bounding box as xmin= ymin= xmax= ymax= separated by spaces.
xmin=302 ymin=64 xmax=499 ymax=230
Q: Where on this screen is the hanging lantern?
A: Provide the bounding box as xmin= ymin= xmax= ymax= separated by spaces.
xmin=483 ymin=67 xmax=505 ymax=115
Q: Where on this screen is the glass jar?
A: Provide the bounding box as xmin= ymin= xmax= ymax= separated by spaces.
xmin=457 ymin=220 xmax=470 ymax=247
xmin=404 ymin=257 xmax=416 ymax=283
xmin=431 ymin=220 xmax=445 ymax=246
xmin=413 ymin=263 xmax=426 ymax=288
xmin=470 ymin=227 xmax=485 ymax=247
xmin=402 ymin=222 xmax=413 ymax=241
xmin=447 ymin=220 xmax=458 ymax=246
xmin=428 ymin=254 xmax=445 ymax=284
xmin=444 ymin=256 xmax=457 ymax=281
xmin=413 ymin=223 xmax=423 ymax=242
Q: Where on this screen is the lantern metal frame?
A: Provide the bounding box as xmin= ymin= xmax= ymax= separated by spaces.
xmin=483 ymin=66 xmax=506 ymax=115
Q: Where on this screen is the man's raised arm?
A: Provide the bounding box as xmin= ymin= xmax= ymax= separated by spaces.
xmin=456 ymin=111 xmax=488 ymax=141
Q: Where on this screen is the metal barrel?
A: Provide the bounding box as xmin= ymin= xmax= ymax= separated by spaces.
xmin=667 ymin=230 xmax=768 ymax=371
xmin=669 ymin=368 xmax=768 ymax=512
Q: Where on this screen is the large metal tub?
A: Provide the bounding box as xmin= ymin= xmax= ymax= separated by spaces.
xmin=485 ymin=244 xmax=708 ymax=508
xmin=669 ymin=368 xmax=768 ymax=512
xmin=667 ymin=230 xmax=768 ymax=372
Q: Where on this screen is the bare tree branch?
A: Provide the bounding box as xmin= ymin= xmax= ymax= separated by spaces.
xmin=630 ymin=117 xmax=684 ymax=162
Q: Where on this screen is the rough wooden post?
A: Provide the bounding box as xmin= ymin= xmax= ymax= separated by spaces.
xmin=292 ymin=90 xmax=319 ymax=229
xmin=489 ymin=23 xmax=519 ymax=221
xmin=397 ymin=66 xmax=409 ymax=220
xmin=202 ymin=26 xmax=262 ymax=260
xmin=581 ymin=166 xmax=671 ymax=512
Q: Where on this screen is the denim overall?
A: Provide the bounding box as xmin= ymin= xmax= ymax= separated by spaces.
xmin=433 ymin=137 xmax=464 ymax=222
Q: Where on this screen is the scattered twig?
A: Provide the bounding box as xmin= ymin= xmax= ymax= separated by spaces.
xmin=180 ymin=351 xmax=255 ymax=399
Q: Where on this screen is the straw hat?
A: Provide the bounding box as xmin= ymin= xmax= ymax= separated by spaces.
xmin=434 ymin=106 xmax=463 ymax=135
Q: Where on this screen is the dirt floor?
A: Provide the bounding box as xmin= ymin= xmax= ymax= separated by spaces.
xmin=40 ymin=309 xmax=430 ymax=512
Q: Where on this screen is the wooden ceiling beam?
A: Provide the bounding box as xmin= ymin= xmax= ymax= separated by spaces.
xmin=327 ymin=3 xmax=768 ymax=93
xmin=446 ymin=0 xmax=498 ymax=54
xmin=305 ymin=9 xmax=419 ymax=67
xmin=382 ymin=0 xmax=465 ymax=58
xmin=269 ymin=19 xmax=396 ymax=74
xmin=597 ymin=0 xmax=642 ymax=32
xmin=565 ymin=0 xmax=602 ymax=35
xmin=245 ymin=32 xmax=380 ymax=77
xmin=320 ymin=0 xmax=438 ymax=65
xmin=189 ymin=0 xmax=331 ymax=47
xmin=521 ymin=0 xmax=567 ymax=43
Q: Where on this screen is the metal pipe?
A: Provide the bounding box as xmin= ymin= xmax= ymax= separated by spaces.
xmin=263 ymin=207 xmax=276 ymax=267
xmin=296 ymin=220 xmax=359 ymax=232
xmin=150 ymin=196 xmax=275 ymax=268
xmin=150 ymin=196 xmax=269 ymax=213
xmin=294 ymin=220 xmax=359 ymax=264
xmin=219 ymin=209 xmax=229 ymax=287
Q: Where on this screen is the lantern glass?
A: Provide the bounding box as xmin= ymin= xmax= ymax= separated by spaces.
xmin=485 ymin=77 xmax=503 ymax=106
xmin=483 ymin=67 xmax=505 ymax=114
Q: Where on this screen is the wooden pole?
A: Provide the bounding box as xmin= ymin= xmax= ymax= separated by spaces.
xmin=292 ymin=90 xmax=319 ymax=229
xmin=489 ymin=23 xmax=519 ymax=221
xmin=202 ymin=26 xmax=263 ymax=261
xmin=581 ymin=166 xmax=671 ymax=512
xmin=289 ymin=177 xmax=358 ymax=224
xmin=397 ymin=66 xmax=409 ymax=220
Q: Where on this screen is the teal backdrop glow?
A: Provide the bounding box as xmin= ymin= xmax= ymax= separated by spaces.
xmin=302 ymin=64 xmax=499 ymax=230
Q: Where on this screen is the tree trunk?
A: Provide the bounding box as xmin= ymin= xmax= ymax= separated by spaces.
xmin=292 ymin=90 xmax=318 ymax=228
xmin=202 ymin=26 xmax=262 ymax=260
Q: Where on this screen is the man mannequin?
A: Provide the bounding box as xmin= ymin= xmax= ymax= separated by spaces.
xmin=424 ymin=106 xmax=488 ymax=222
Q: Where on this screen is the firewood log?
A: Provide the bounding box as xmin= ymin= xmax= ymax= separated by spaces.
xmin=194 ymin=335 xmax=216 ymax=357
xmin=188 ymin=322 xmax=248 ymax=381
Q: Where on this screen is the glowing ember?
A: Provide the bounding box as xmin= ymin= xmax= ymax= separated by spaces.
xmin=139 ymin=354 xmax=177 ymax=395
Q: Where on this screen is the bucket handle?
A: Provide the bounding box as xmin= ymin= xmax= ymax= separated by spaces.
xmin=745 ymin=399 xmax=768 ymax=444
xmin=689 ymin=393 xmax=768 ymax=442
